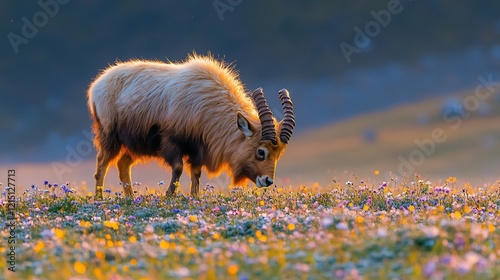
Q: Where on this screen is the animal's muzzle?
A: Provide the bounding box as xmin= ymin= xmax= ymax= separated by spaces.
xmin=256 ymin=175 xmax=273 ymax=188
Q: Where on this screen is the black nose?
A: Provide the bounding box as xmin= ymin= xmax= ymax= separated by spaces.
xmin=265 ymin=177 xmax=273 ymax=186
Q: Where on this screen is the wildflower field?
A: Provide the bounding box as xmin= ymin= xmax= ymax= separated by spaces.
xmin=2 ymin=177 xmax=500 ymax=280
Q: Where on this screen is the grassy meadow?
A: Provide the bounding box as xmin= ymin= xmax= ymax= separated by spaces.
xmin=1 ymin=88 xmax=499 ymax=279
xmin=1 ymin=177 xmax=500 ymax=279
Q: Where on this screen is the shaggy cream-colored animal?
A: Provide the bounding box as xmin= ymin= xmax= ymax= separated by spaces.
xmin=87 ymin=54 xmax=295 ymax=198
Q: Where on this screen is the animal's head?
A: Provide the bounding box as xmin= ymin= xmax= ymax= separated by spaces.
xmin=233 ymin=88 xmax=295 ymax=188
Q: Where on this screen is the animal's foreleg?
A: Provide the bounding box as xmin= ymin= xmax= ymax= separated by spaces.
xmin=166 ymin=161 xmax=183 ymax=195
xmin=190 ymin=165 xmax=202 ymax=197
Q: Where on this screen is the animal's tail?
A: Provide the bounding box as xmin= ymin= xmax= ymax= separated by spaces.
xmin=90 ymin=102 xmax=102 ymax=150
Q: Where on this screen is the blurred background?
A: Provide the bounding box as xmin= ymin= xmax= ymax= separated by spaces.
xmin=1 ymin=1 xmax=500 ymax=189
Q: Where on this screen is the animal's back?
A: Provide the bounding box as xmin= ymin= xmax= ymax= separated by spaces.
xmin=87 ymin=55 xmax=259 ymax=154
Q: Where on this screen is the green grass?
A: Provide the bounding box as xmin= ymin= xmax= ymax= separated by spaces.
xmin=1 ymin=178 xmax=500 ymax=279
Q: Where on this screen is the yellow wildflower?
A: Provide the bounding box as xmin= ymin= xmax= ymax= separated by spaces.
xmin=34 ymin=241 xmax=45 ymax=253
xmin=74 ymin=261 xmax=86 ymax=274
xmin=104 ymin=220 xmax=119 ymax=230
xmin=489 ymin=224 xmax=495 ymax=233
xmin=446 ymin=176 xmax=457 ymax=183
xmin=355 ymin=216 xmax=364 ymax=224
xmin=464 ymin=205 xmax=471 ymax=214
xmin=227 ymin=264 xmax=239 ymax=275
xmin=160 ymin=240 xmax=169 ymax=249
xmin=53 ymin=228 xmax=65 ymax=239
xmin=94 ymin=268 xmax=103 ymax=278
xmin=95 ymin=251 xmax=105 ymax=260
xmin=80 ymin=220 xmax=91 ymax=228
xmin=106 ymin=240 xmax=114 ymax=247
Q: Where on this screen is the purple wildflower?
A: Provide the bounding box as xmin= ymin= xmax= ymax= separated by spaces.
xmin=424 ymin=261 xmax=436 ymax=277
xmin=61 ymin=185 xmax=72 ymax=193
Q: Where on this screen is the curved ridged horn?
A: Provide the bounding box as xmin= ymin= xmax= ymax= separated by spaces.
xmin=278 ymin=89 xmax=295 ymax=144
xmin=252 ymin=88 xmax=277 ymax=144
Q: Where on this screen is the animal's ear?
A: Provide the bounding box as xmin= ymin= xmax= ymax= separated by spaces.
xmin=237 ymin=111 xmax=254 ymax=137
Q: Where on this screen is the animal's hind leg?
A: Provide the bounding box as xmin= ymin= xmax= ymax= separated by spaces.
xmin=117 ymin=153 xmax=134 ymax=197
xmin=94 ymin=148 xmax=119 ymax=199
xmin=93 ymin=127 xmax=120 ymax=200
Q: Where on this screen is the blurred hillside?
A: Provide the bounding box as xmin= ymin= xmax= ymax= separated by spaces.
xmin=1 ymin=1 xmax=500 ymax=164
xmin=279 ymin=88 xmax=500 ymax=186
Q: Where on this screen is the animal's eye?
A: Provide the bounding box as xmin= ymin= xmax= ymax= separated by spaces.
xmin=256 ymin=148 xmax=268 ymax=160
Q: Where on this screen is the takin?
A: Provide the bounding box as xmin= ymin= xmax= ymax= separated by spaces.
xmin=87 ymin=54 xmax=295 ymax=198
